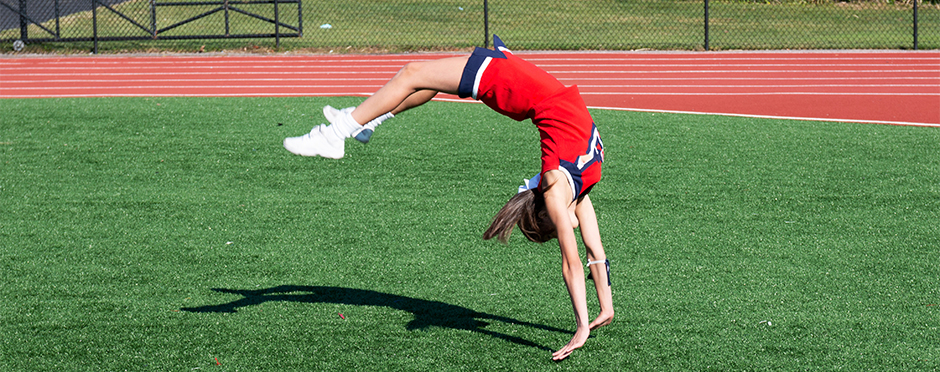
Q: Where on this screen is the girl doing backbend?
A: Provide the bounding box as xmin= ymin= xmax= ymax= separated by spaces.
xmin=284 ymin=36 xmax=613 ymax=361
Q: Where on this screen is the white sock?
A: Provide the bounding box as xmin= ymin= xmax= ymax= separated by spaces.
xmin=329 ymin=112 xmax=363 ymax=139
xmin=367 ymin=112 xmax=395 ymax=129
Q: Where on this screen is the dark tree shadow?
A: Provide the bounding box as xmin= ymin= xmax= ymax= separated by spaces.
xmin=181 ymin=285 xmax=570 ymax=351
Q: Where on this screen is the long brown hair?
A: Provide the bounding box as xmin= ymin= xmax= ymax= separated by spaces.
xmin=483 ymin=189 xmax=557 ymax=243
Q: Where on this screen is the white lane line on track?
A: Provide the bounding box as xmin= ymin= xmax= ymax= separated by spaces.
xmin=4 ymin=75 xmax=935 ymax=87
xmin=0 ymin=92 xmax=377 ymax=98
xmin=0 ymin=63 xmax=940 ymax=73
xmin=3 ymin=88 xmax=933 ymax=97
xmin=545 ymin=69 xmax=940 ymax=74
xmin=572 ymin=84 xmax=940 ymax=88
xmin=3 ymin=55 xmax=937 ymax=66
xmin=562 ymin=77 xmax=940 ymax=81
xmin=4 ymin=70 xmax=938 ymax=80
xmin=6 ymin=76 xmax=936 ymax=84
xmin=6 ymin=83 xmax=934 ymax=91
xmin=1 ymin=78 xmax=392 ymax=83
xmin=576 ymin=92 xmax=939 ymax=96
xmin=0 ymin=71 xmax=399 ymax=77
xmin=2 ymin=53 xmax=933 ymax=126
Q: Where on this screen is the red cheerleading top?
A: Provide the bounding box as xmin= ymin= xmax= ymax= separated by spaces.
xmin=457 ymin=35 xmax=604 ymax=200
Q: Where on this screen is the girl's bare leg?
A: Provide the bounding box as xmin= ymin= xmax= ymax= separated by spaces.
xmin=350 ymin=56 xmax=469 ymax=125
xmin=390 ymin=89 xmax=439 ymax=115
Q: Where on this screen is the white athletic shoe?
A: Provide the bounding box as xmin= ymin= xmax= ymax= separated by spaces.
xmin=283 ymin=124 xmax=345 ymax=159
xmin=353 ymin=124 xmax=376 ymax=144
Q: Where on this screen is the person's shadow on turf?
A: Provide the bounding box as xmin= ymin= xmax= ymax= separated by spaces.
xmin=181 ymin=285 xmax=570 ymax=351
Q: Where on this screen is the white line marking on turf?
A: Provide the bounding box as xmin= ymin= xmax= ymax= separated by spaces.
xmin=1 ymin=85 xmax=385 ymax=90
xmin=423 ymin=97 xmax=940 ymax=127
xmin=576 ymin=92 xmax=939 ymax=96
xmin=586 ymin=105 xmax=940 ymax=128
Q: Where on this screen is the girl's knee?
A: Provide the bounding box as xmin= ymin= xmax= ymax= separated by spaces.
xmin=398 ymin=61 xmax=428 ymax=79
xmin=386 ymin=62 xmax=424 ymax=88
xmin=390 ymin=57 xmax=465 ymax=94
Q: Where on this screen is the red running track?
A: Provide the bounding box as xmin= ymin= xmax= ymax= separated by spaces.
xmin=1 ymin=51 xmax=938 ymax=126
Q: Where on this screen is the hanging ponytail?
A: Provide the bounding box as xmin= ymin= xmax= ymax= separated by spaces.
xmin=483 ymin=189 xmax=557 ymax=243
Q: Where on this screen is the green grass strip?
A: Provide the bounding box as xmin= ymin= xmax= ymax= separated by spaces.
xmin=1 ymin=97 xmax=939 ymax=370
xmin=3 ymin=0 xmax=936 ymax=52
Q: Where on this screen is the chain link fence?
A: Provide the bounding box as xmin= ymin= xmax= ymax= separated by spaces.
xmin=1 ymin=0 xmax=936 ymax=53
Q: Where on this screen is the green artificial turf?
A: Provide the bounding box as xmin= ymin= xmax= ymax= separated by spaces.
xmin=1 ymin=97 xmax=938 ymax=370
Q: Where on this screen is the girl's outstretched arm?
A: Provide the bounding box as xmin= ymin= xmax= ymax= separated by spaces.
xmin=576 ymin=195 xmax=614 ymax=329
xmin=542 ymin=171 xmax=591 ymax=361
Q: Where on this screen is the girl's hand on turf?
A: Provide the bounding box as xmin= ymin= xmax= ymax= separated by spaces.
xmin=552 ymin=327 xmax=589 ymax=361
xmin=589 ymin=311 xmax=614 ymax=330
